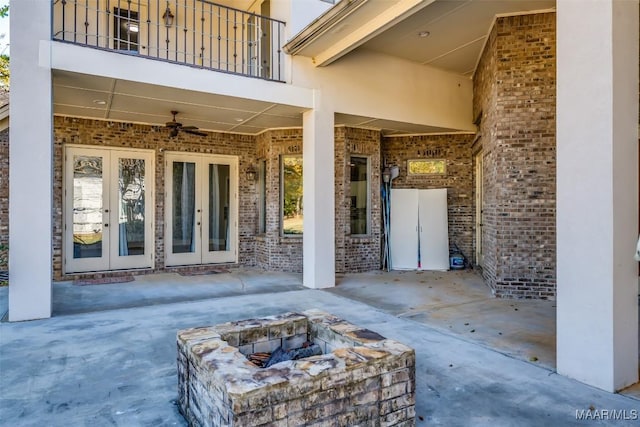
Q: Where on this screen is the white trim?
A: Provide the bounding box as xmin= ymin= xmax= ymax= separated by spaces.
xmin=64 ymin=145 xmax=155 ymax=273
xmin=164 ymin=152 xmax=238 ymax=266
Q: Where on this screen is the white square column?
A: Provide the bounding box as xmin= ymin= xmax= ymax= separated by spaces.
xmin=557 ymin=0 xmax=639 ymax=391
xmin=302 ymin=95 xmax=335 ymax=289
xmin=8 ymin=0 xmax=53 ymax=320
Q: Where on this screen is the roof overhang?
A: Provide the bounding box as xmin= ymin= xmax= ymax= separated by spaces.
xmin=284 ymin=0 xmax=436 ymax=66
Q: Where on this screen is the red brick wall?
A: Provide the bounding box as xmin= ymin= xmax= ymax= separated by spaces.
xmin=53 ymin=116 xmax=258 ymax=279
xmin=254 ymin=128 xmax=304 ymax=272
xmin=473 ymin=12 xmax=557 ymax=299
xmin=382 ymin=134 xmax=476 ymax=263
xmin=256 ymin=126 xmax=382 ymax=273
xmin=335 ymin=127 xmax=382 ymax=273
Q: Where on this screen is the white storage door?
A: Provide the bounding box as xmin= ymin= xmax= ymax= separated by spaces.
xmin=418 ymin=188 xmax=450 ymax=271
xmin=390 ymin=189 xmax=419 ymax=270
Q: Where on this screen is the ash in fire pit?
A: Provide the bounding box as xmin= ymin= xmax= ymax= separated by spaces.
xmin=248 ymin=342 xmax=323 ymax=368
xmin=177 ymin=309 xmax=415 ymax=426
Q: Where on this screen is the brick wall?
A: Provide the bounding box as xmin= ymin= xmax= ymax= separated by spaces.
xmin=473 ymin=12 xmax=556 ymax=299
xmin=0 ymin=128 xmax=8 ymax=270
xmin=335 ymin=127 xmax=382 ymax=273
xmin=255 ymin=128 xmax=304 ymax=272
xmin=382 ymin=134 xmax=476 ymax=263
xmin=53 ymin=116 xmax=257 ymax=279
xmin=256 ymin=126 xmax=382 ymax=273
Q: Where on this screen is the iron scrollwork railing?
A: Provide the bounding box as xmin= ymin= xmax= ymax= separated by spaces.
xmin=52 ymin=0 xmax=285 ymax=82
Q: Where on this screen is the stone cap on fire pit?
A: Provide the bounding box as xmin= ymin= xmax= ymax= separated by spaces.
xmin=177 ymin=309 xmax=416 ymax=426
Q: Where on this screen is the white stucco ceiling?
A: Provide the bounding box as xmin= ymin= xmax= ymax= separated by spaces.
xmin=362 ymin=0 xmax=556 ymax=77
xmin=287 ymin=0 xmax=555 ymax=77
xmin=53 ymin=69 xmax=461 ymax=136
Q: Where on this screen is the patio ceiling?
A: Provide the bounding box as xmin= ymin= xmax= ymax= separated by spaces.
xmin=53 ymin=70 xmax=460 ymax=136
xmin=285 ymin=0 xmax=556 ymax=77
xmin=53 ymin=70 xmax=306 ymax=135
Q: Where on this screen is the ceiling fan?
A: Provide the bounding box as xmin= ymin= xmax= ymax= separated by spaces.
xmin=165 ymin=110 xmax=207 ymax=137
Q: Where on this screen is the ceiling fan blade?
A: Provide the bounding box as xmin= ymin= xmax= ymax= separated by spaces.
xmin=184 ymin=129 xmax=207 ymax=137
xmin=181 ymin=125 xmax=199 ymax=131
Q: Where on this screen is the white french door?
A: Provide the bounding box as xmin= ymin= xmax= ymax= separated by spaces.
xmin=64 ymin=146 xmax=155 ymax=273
xmin=165 ymin=153 xmax=238 ymax=266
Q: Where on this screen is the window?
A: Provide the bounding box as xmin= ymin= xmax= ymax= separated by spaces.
xmin=281 ymin=155 xmax=303 ymax=235
xmin=114 ymin=8 xmax=139 ymax=52
xmin=407 ymin=159 xmax=446 ymax=175
xmin=350 ymin=156 xmax=369 ymax=235
xmin=258 ymin=160 xmax=267 ymax=234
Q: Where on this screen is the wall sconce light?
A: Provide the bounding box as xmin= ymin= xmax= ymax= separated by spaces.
xmin=382 ymin=165 xmax=399 ymax=184
xmin=246 ymin=165 xmax=258 ymax=182
xmin=382 ymin=167 xmax=391 ymax=184
xmin=163 ymin=2 xmax=175 ymax=28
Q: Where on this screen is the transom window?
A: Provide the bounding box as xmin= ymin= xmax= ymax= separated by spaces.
xmin=407 ymin=159 xmax=446 ymax=175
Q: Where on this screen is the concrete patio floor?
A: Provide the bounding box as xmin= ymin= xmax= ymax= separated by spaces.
xmin=0 ymin=267 xmax=639 ymax=426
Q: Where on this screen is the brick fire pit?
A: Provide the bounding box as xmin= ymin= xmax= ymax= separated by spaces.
xmin=177 ymin=309 xmax=415 ymax=426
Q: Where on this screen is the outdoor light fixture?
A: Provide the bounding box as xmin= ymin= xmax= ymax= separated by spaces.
xmin=246 ymin=165 xmax=258 ymax=181
xmin=382 ymin=167 xmax=391 ymax=184
xmin=163 ymin=2 xmax=175 ymax=28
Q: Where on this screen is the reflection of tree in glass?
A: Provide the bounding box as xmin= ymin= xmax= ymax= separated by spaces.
xmin=283 ymin=156 xmax=303 ymax=234
xmin=119 ymin=159 xmax=146 ymax=250
xmin=409 ymin=159 xmax=446 ymax=175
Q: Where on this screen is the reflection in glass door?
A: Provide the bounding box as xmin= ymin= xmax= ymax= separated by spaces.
xmin=65 ymin=147 xmax=154 ymax=273
xmin=165 ymin=153 xmax=237 ymax=266
xmin=71 ymin=154 xmax=108 ymax=265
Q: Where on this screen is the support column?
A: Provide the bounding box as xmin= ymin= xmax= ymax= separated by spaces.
xmin=557 ymin=0 xmax=639 ymax=391
xmin=9 ymin=0 xmax=53 ymax=320
xmin=302 ymin=93 xmax=335 ymax=289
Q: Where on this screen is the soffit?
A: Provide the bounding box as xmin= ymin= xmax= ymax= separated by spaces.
xmin=52 ymin=70 xmax=308 ymax=135
xmin=287 ymin=0 xmax=555 ymax=77
xmin=53 ymin=70 xmax=457 ymax=136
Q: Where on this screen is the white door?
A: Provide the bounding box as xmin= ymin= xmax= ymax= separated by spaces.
xmin=165 ymin=153 xmax=238 ymax=266
xmin=418 ymin=189 xmax=450 ymax=271
xmin=390 ymin=189 xmax=419 ymax=270
xmin=65 ymin=147 xmax=155 ymax=273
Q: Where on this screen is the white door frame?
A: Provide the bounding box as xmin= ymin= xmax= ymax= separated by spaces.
xmin=475 ymin=150 xmax=484 ymax=267
xmin=164 ymin=152 xmax=238 ymax=266
xmin=64 ymin=146 xmax=155 ymax=273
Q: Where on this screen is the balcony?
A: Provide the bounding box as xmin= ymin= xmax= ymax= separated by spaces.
xmin=52 ymin=0 xmax=286 ymax=82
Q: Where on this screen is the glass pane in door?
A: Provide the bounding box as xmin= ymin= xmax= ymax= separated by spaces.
xmin=172 ymin=162 xmax=196 ymax=253
xmin=208 ymin=164 xmax=230 ymax=251
xmin=73 ymin=156 xmax=103 ymax=259
xmin=118 ymin=158 xmax=146 ymax=256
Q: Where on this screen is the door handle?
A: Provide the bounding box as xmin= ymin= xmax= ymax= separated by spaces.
xmin=104 ymin=223 xmax=109 ymax=227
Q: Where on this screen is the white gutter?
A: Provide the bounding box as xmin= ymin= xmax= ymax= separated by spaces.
xmin=283 ymin=0 xmax=368 ymax=55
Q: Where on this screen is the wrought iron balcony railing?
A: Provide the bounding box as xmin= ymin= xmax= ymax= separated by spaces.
xmin=53 ymin=0 xmax=286 ymax=82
